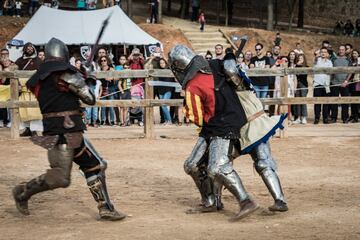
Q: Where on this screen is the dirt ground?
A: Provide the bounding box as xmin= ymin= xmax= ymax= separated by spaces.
xmin=0 ymin=124 xmax=359 ymax=240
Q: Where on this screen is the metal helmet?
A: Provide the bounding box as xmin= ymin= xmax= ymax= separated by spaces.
xmin=44 ymin=37 xmax=69 ymax=62
xmin=168 ymin=45 xmax=196 ymax=85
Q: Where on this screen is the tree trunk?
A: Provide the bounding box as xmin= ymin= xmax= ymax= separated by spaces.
xmin=180 ymin=0 xmax=185 ymax=18
xmin=297 ymin=0 xmax=304 ymax=28
xmin=287 ymin=0 xmax=297 ymax=31
xmin=184 ymin=0 xmax=190 ymax=18
xmin=225 ymin=0 xmax=228 ymax=26
xmin=274 ymin=0 xmax=278 ymax=28
xmin=216 ymin=0 xmax=220 ymax=24
xmin=158 ymin=0 xmax=162 ymax=23
xmin=267 ymin=0 xmax=274 ymax=30
xmin=167 ymin=0 xmax=171 ymax=13
xmin=127 ymin=0 xmax=133 ymax=18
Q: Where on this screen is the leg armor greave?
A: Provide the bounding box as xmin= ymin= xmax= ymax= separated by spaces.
xmin=184 ymin=137 xmax=215 ymax=207
xmin=82 ymin=137 xmax=126 ymax=220
xmin=250 ymin=142 xmax=287 ymax=208
xmin=83 ymin=138 xmax=114 ymax=211
xmin=13 ymin=144 xmax=73 ymax=215
xmin=208 ymin=138 xmax=249 ymax=203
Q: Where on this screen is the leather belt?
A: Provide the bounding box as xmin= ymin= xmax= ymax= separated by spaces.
xmin=43 ymin=110 xmax=82 ymax=118
xmin=247 ymin=110 xmax=265 ymax=122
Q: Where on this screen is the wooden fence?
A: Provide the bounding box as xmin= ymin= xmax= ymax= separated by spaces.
xmin=1 ymin=66 xmax=360 ymax=139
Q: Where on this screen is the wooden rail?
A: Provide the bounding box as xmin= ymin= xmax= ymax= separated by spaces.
xmin=1 ymin=67 xmax=360 ymax=139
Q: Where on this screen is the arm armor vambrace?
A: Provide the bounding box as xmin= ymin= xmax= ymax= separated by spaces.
xmin=61 ymin=72 xmax=96 ymax=105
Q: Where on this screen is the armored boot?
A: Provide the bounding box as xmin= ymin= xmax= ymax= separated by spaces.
xmin=261 ymin=169 xmax=288 ymax=212
xmin=185 ymin=174 xmax=218 ymax=214
xmin=12 ymin=176 xmax=51 ymax=215
xmin=219 ymin=171 xmax=259 ymax=221
xmin=87 ymin=175 xmax=126 ymax=221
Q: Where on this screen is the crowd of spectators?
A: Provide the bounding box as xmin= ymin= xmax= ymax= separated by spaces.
xmin=202 ymin=36 xmax=360 ymax=125
xmin=0 ymin=43 xmax=189 ymax=130
xmin=1 ymin=34 xmax=360 ymax=131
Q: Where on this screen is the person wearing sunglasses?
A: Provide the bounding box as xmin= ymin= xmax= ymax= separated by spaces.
xmin=205 ymin=50 xmax=212 ymax=61
xmin=250 ymin=43 xmax=270 ymax=99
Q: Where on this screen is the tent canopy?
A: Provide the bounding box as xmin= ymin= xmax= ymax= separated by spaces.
xmin=13 ymin=6 xmax=160 ymax=46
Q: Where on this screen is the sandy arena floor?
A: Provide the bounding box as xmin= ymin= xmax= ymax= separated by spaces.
xmin=0 ymin=124 xmax=359 ymax=240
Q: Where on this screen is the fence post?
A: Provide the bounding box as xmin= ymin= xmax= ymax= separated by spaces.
xmin=10 ymin=78 xmax=20 ymax=139
xmin=279 ymin=74 xmax=288 ymax=138
xmin=144 ymin=77 xmax=154 ymax=139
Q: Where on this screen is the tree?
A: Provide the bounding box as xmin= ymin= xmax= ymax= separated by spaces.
xmin=287 ymin=0 xmax=297 ymax=31
xmin=267 ymin=0 xmax=274 ymax=30
xmin=158 ymin=0 xmax=162 ymax=23
xmin=216 ymin=0 xmax=220 ymax=24
xmin=167 ymin=0 xmax=172 ymax=13
xmin=180 ymin=0 xmax=190 ymax=19
xmin=297 ymin=0 xmax=304 ymax=28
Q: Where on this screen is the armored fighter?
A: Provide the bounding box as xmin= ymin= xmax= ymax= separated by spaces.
xmin=168 ymin=44 xmax=259 ymax=221
xmin=12 ymin=38 xmax=126 ymax=221
xmin=222 ymin=50 xmax=288 ymax=212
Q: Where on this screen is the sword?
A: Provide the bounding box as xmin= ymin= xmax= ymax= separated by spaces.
xmin=85 ymin=12 xmax=113 ymax=70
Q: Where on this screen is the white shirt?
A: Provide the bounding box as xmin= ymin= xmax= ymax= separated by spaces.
xmin=314 ymin=58 xmax=333 ymax=87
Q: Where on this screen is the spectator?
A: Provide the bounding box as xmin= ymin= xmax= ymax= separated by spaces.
xmin=0 ymin=56 xmax=18 ymax=127
xmin=287 ymin=51 xmax=297 ymax=121
xmin=77 ymin=0 xmax=86 ymax=10
xmin=198 ymin=11 xmax=205 ymax=32
xmin=0 ymin=48 xmax=12 ymax=63
xmin=191 ymin=0 xmax=200 ymax=22
xmin=28 ymin=0 xmax=39 ymax=16
xmin=81 ymin=58 xmax=101 ymax=127
xmin=313 ymin=47 xmax=333 ymax=124
xmin=149 ymin=0 xmax=159 ymax=23
xmin=243 ymin=50 xmax=252 ymax=68
xmin=205 ymin=50 xmax=212 ymax=61
xmin=102 ymin=0 xmax=113 ymax=8
xmin=128 ymin=48 xmax=145 ymax=126
xmin=273 ymin=56 xmax=288 ymax=115
xmin=348 ymin=50 xmax=360 ymax=123
xmin=95 ymin=47 xmax=108 ymax=71
xmin=86 ymin=0 xmax=97 ymax=9
xmin=98 ymin=55 xmax=116 ymax=126
xmin=322 ymin=40 xmax=336 ymax=61
xmin=117 ymin=61 xmax=131 ymax=126
xmin=273 ymin=32 xmax=281 ymax=47
xmin=268 ymin=45 xmax=281 ymax=116
xmin=294 ymin=42 xmax=304 ymax=55
xmin=51 ymin=0 xmax=59 ymax=8
xmin=345 ymin=43 xmax=353 ymax=59
xmin=330 ymin=45 xmax=352 ymax=124
xmin=158 ymin=58 xmax=175 ymax=125
xmin=236 ymin=52 xmax=248 ymax=70
xmin=214 ymin=44 xmax=224 ymax=60
xmin=37 ymin=49 xmax=45 ymax=62
xmin=355 ymin=19 xmax=360 ymax=37
xmin=250 ymin=43 xmax=270 ymax=98
xmin=293 ymin=54 xmax=309 ymax=124
xmin=15 ymin=43 xmax=42 ymax=70
xmin=333 ymin=20 xmax=344 ymax=36
xmin=3 ymin=0 xmax=15 ymax=16
xmin=266 ymin=51 xmax=272 ymax=58
xmin=74 ymin=58 xmax=86 ymax=72
xmin=313 ymin=49 xmax=320 ymax=64
xmin=12 ymin=44 xmax=43 ymax=136
xmin=344 ymin=19 xmax=354 ymax=37
xmin=14 ymin=0 xmax=21 ymax=17
xmin=128 ymin=47 xmax=145 ymax=86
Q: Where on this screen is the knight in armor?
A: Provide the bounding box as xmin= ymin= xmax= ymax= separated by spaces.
xmin=222 ymin=50 xmax=288 ymax=212
xmin=168 ymin=45 xmax=259 ymax=221
xmin=12 ymin=38 xmax=126 ymax=221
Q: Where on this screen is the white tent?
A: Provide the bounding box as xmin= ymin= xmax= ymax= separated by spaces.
xmin=13 ymin=6 xmax=160 ymax=46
